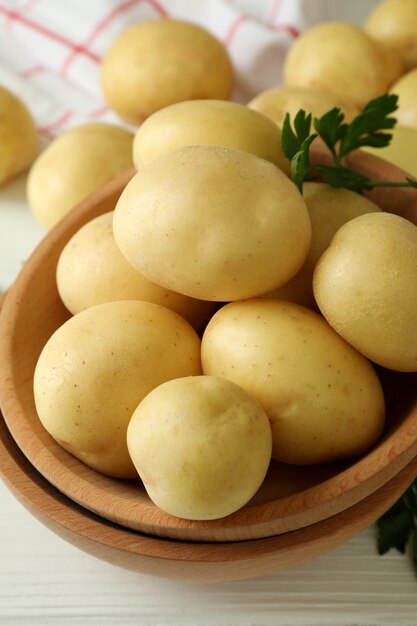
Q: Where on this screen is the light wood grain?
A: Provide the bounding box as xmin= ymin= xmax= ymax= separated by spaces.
xmin=0 ymin=150 xmax=416 ymax=545
xmin=2 ymin=479 xmax=417 ymax=626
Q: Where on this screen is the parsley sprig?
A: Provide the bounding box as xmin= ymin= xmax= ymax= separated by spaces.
xmin=377 ymin=479 xmax=417 ymax=573
xmin=283 ymin=94 xmax=417 ymax=574
xmin=281 ymin=93 xmax=417 ymax=194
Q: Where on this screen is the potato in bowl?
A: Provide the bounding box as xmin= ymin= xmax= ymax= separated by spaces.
xmin=0 ymin=135 xmax=416 ymax=541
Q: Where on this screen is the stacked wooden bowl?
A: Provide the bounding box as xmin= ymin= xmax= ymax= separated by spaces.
xmin=1 ymin=149 xmax=417 ymax=581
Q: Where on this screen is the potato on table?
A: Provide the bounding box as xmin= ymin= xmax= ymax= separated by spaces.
xmin=202 ymin=299 xmax=385 ymax=465
xmin=101 ymin=19 xmax=234 ymax=124
xmin=33 ymin=301 xmax=202 ymax=478
xmin=27 ymin=123 xmax=134 ymax=229
xmin=132 ymin=99 xmax=289 ymax=174
xmin=0 ymin=86 xmax=38 ymax=187
xmin=283 ymin=22 xmax=397 ymax=109
xmin=127 ymin=376 xmax=272 ymax=520
xmin=365 ymin=0 xmax=417 ymax=72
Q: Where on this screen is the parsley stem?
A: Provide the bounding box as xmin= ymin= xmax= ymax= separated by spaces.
xmin=360 ymin=180 xmax=417 ymax=189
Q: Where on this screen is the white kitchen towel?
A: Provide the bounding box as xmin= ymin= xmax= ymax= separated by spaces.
xmin=0 ymin=0 xmax=331 ymax=138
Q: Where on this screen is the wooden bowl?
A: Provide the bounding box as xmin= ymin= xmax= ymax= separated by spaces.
xmin=1 ymin=401 xmax=417 ymax=581
xmin=0 ymin=148 xmax=417 ymax=543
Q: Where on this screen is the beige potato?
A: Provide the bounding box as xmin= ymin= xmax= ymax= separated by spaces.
xmin=364 ymin=125 xmax=417 ymax=177
xmin=132 ymin=99 xmax=289 ymax=174
xmin=56 ymin=211 xmax=216 ymax=330
xmin=365 ymin=0 xmax=417 ymax=71
xmin=265 ymin=183 xmax=382 ymax=308
xmin=27 ymin=123 xmax=133 ymax=229
xmin=283 ymin=22 xmax=393 ymax=109
xmin=113 ymin=145 xmax=311 ymax=302
xmin=201 ymin=299 xmax=385 ymax=465
xmin=127 ymin=376 xmax=272 ymax=520
xmin=33 ymin=301 xmax=202 ymax=478
xmin=376 ymin=39 xmax=405 ymax=88
xmin=248 ymin=87 xmax=360 ymax=128
xmin=0 ymin=86 xmax=38 ymax=186
xmin=390 ymin=69 xmax=417 ymax=128
xmin=101 ymin=20 xmax=234 ymax=124
xmin=313 ymin=212 xmax=417 ymax=372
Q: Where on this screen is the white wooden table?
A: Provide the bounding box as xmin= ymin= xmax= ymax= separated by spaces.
xmin=1 ymin=171 xmax=417 ymax=626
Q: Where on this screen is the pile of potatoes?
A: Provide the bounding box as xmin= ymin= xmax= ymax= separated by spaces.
xmin=33 ymin=94 xmax=417 ymax=521
xmin=2 ymin=3 xmax=417 ymax=521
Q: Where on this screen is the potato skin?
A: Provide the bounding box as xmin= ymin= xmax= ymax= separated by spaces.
xmin=0 ymin=86 xmax=38 ymax=186
xmin=364 ymin=125 xmax=417 ymax=177
xmin=265 ymin=183 xmax=381 ymax=308
xmin=390 ymin=69 xmax=417 ymax=129
xmin=313 ymin=212 xmax=417 ymax=372
xmin=33 ymin=301 xmax=202 ymax=478
xmin=132 ymin=99 xmax=289 ymax=174
xmin=113 ymin=145 xmax=311 ymax=302
xmin=56 ymin=211 xmax=216 ymax=330
xmin=201 ymin=299 xmax=385 ymax=465
xmin=101 ymin=20 xmax=234 ymax=124
xmin=27 ymin=123 xmax=133 ymax=229
xmin=248 ymin=87 xmax=359 ymax=128
xmin=365 ymin=0 xmax=417 ymax=71
xmin=127 ymin=376 xmax=272 ymax=520
xmin=283 ymin=22 xmax=392 ymax=109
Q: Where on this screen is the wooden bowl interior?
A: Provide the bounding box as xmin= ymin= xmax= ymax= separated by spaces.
xmin=0 ymin=150 xmax=416 ymax=543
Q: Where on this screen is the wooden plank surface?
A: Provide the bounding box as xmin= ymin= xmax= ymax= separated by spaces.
xmin=1 ymin=478 xmax=417 ymax=626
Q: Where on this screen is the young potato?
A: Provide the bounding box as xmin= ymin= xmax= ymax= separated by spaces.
xmin=314 ymin=212 xmax=417 ymax=372
xmin=127 ymin=376 xmax=272 ymax=520
xmin=265 ymin=183 xmax=382 ymax=308
xmin=27 ymin=123 xmax=133 ymax=229
xmin=376 ymin=40 xmax=405 ymax=88
xmin=365 ymin=0 xmax=417 ymax=71
xmin=201 ymin=299 xmax=385 ymax=466
xmin=390 ymin=69 xmax=417 ymax=128
xmin=33 ymin=301 xmax=202 ymax=478
xmin=113 ymin=145 xmax=311 ymax=302
xmin=283 ymin=22 xmax=394 ymax=109
xmin=101 ymin=20 xmax=234 ymax=124
xmin=132 ymin=99 xmax=289 ymax=174
xmin=248 ymin=87 xmax=360 ymax=128
xmin=56 ymin=211 xmax=216 ymax=330
xmin=0 ymin=86 xmax=38 ymax=186
xmin=364 ymin=125 xmax=417 ymax=177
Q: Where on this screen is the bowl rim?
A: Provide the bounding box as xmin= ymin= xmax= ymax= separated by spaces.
xmin=0 ymin=148 xmax=417 ymax=542
xmin=1 ymin=400 xmax=416 ymax=581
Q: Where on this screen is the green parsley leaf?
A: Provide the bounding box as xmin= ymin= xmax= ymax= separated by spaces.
xmin=294 ymin=110 xmax=313 ymax=145
xmin=313 ymin=107 xmax=348 ymax=160
xmin=406 ymin=177 xmax=417 ymax=189
xmin=281 ymin=110 xmax=312 ymax=160
xmin=376 ymin=479 xmax=417 ymax=573
xmin=314 ymin=164 xmax=370 ymax=192
xmin=339 ymin=93 xmax=398 ymax=158
xmin=280 ymin=93 xmax=417 ymax=194
xmin=290 ymin=134 xmax=317 ymax=194
xmin=413 ymin=527 xmax=417 ymax=570
xmin=377 ymin=508 xmax=414 ymax=555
